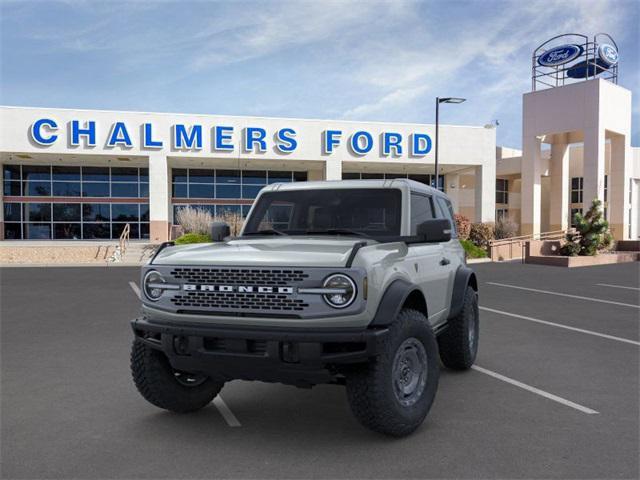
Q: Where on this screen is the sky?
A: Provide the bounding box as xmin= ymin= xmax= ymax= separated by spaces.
xmin=1 ymin=0 xmax=638 ymax=148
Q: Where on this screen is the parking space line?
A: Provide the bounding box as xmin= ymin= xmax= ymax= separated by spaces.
xmin=486 ymin=282 xmax=640 ymax=309
xmin=213 ymin=396 xmax=242 ymax=427
xmin=480 ymin=306 xmax=640 ymax=346
xmin=471 ymin=365 xmax=599 ymax=415
xmin=129 ymin=281 xmax=141 ymax=300
xmin=596 ymin=283 xmax=640 ymax=291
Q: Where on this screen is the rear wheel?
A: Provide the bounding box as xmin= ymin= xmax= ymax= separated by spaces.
xmin=438 ymin=286 xmax=479 ymax=370
xmin=131 ymin=340 xmax=224 ymax=413
xmin=345 ymin=309 xmax=440 ymax=437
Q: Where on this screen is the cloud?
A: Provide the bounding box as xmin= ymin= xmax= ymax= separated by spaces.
xmin=189 ymin=1 xmax=410 ymax=71
xmin=338 ymin=0 xmax=635 ymax=126
xmin=342 ymin=85 xmax=429 ymax=119
xmin=1 ymin=0 xmax=637 ymax=147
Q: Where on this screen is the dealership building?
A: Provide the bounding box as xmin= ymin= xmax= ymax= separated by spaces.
xmin=0 ymin=34 xmax=638 ymax=243
xmin=0 ymin=107 xmax=498 ymax=242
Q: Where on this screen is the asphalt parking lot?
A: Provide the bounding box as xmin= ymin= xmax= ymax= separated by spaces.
xmin=1 ymin=261 xmax=639 ymax=479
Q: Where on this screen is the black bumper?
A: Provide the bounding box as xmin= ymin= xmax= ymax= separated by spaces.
xmin=131 ymin=317 xmax=388 ymax=386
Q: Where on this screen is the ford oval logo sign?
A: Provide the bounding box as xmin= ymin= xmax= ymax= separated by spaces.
xmin=538 ymin=44 xmax=583 ymax=67
xmin=598 ymin=44 xmax=618 ymax=67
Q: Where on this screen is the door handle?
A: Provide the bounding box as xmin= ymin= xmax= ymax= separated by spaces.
xmin=440 ymin=258 xmax=450 ymax=266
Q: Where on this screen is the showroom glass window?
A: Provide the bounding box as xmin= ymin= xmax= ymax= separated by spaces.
xmin=2 ymin=164 xmax=149 ymax=240
xmin=171 ymin=169 xmax=307 ymax=221
xmin=341 ymin=172 xmax=444 ymax=191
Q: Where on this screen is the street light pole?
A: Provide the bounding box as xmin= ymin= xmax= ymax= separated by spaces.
xmin=434 ymin=97 xmax=466 ymax=191
xmin=435 ymin=97 xmax=440 ymax=191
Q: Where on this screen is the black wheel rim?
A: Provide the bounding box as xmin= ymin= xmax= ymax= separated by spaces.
xmin=392 ymin=337 xmax=428 ymax=407
xmin=173 ymin=370 xmax=207 ymax=387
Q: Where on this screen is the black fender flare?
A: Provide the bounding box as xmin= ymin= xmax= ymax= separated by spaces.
xmin=447 ymin=266 xmax=478 ymax=320
xmin=369 ymin=279 xmax=425 ymax=327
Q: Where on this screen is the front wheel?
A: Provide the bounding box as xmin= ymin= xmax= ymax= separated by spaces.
xmin=345 ymin=309 xmax=440 ymax=437
xmin=131 ymin=340 xmax=224 ymax=413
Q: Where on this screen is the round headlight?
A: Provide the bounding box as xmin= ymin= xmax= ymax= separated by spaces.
xmin=322 ymin=274 xmax=357 ymax=309
xmin=143 ymin=270 xmax=165 ymax=301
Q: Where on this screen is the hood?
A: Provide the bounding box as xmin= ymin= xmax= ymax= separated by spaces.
xmin=152 ymin=237 xmax=371 ymax=267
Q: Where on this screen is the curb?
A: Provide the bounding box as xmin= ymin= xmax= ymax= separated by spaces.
xmin=467 ymin=258 xmax=492 ymax=264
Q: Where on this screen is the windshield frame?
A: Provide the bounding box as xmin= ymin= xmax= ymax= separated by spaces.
xmin=242 ymin=187 xmax=405 ymax=240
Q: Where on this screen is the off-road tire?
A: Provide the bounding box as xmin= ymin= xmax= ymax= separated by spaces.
xmin=438 ymin=286 xmax=479 ymax=370
xmin=345 ymin=309 xmax=440 ymax=437
xmin=131 ymin=340 xmax=223 ymax=413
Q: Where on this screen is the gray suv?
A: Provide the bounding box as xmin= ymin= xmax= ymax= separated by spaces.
xmin=130 ymin=179 xmax=479 ymax=436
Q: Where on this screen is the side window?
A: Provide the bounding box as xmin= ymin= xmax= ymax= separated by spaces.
xmin=260 ymin=203 xmax=293 ymax=230
xmin=435 ymin=197 xmax=458 ymax=238
xmin=410 ymin=193 xmax=435 ymax=235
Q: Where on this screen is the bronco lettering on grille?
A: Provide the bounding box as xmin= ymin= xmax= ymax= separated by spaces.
xmin=183 ymin=284 xmax=295 ymax=294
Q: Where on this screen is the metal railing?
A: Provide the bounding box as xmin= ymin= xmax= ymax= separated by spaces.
xmin=489 ymin=229 xmax=573 ymax=262
xmin=107 ymin=223 xmax=131 ymax=263
xmin=531 ymin=33 xmax=618 ymax=91
xmin=119 ymin=223 xmax=131 ymax=257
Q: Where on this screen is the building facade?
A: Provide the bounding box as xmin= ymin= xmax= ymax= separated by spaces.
xmin=0 ymin=106 xmax=497 ymax=242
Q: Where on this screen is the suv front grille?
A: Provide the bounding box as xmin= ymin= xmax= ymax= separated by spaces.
xmin=170 ymin=292 xmax=309 ymax=311
xmin=170 ymin=268 xmax=309 ymax=286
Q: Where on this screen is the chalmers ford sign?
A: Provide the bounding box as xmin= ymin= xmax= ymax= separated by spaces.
xmin=29 ymin=118 xmax=434 ymax=157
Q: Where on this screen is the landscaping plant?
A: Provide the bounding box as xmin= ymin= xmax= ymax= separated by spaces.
xmin=460 ymin=239 xmax=488 ymax=259
xmin=174 ymin=232 xmax=212 ymax=244
xmin=469 ymin=222 xmax=495 ymax=250
xmin=175 ymin=206 xmax=214 ymax=235
xmin=215 ymin=210 xmax=244 ymax=237
xmin=454 ymin=213 xmax=471 ymax=240
xmin=174 ymin=207 xmax=244 ymax=243
xmin=560 ymin=199 xmax=613 ymax=256
xmin=494 ymin=217 xmax=518 ymax=239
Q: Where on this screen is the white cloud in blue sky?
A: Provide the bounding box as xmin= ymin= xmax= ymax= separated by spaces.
xmin=1 ymin=0 xmax=638 ymax=148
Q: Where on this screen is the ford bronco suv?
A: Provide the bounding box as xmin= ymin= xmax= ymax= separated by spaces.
xmin=130 ymin=179 xmax=479 ymax=436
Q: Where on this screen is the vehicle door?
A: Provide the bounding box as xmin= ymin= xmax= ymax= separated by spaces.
xmin=434 ymin=196 xmax=462 ymax=317
xmin=406 ymin=192 xmax=449 ymax=323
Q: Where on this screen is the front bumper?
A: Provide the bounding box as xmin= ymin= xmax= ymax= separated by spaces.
xmin=131 ymin=316 xmax=389 ymax=387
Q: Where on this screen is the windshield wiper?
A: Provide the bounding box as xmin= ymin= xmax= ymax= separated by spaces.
xmin=243 ymin=229 xmax=287 ymax=236
xmin=305 ymin=229 xmax=370 ymax=238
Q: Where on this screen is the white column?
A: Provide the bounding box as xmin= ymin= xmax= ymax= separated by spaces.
xmin=474 ymin=163 xmax=495 ymax=223
xmin=521 ymin=135 xmax=542 ymax=236
xmin=549 ymin=136 xmax=570 ymax=231
xmin=324 ymin=159 xmax=342 ymax=180
xmin=609 ymin=134 xmax=631 ymax=240
xmin=582 ymin=126 xmax=606 ymax=210
xmin=148 ymin=153 xmax=170 ymax=242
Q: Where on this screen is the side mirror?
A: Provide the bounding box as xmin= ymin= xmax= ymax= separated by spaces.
xmin=210 ymin=222 xmax=231 ymax=242
xmin=417 ymin=219 xmax=452 ymax=243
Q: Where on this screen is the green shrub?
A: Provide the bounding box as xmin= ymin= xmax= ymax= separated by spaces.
xmin=454 ymin=213 xmax=471 ymax=240
xmin=560 ymin=199 xmax=613 ymax=256
xmin=460 ymin=239 xmax=487 ymax=259
xmin=174 ymin=233 xmax=212 ymax=245
xmin=469 ymin=222 xmax=495 ymax=249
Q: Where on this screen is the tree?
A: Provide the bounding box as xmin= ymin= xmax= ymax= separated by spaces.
xmin=560 ymin=199 xmax=613 ymax=256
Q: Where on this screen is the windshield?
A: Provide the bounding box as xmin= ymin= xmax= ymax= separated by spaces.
xmin=243 ymin=188 xmax=402 ymax=238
